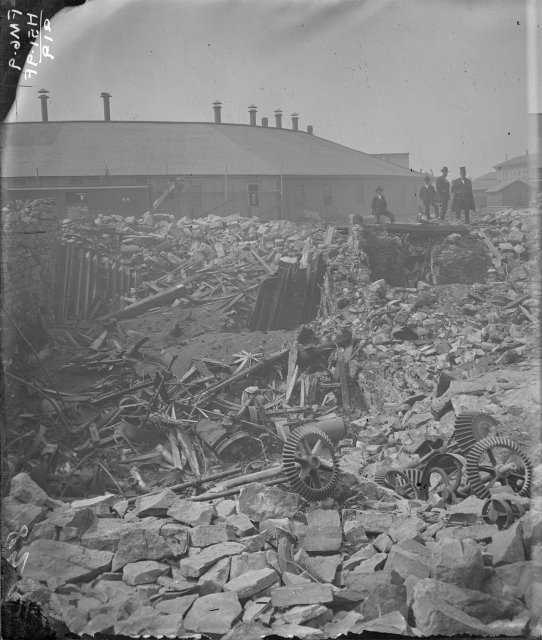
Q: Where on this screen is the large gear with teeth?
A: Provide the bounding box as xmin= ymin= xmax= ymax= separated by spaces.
xmin=466 ymin=436 xmax=532 ymax=500
xmin=453 ymin=411 xmax=498 ymax=456
xmin=282 ymin=426 xmax=339 ymax=501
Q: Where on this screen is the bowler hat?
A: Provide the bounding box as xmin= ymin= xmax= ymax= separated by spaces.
xmin=441 ymin=166 xmax=448 ymax=172
xmin=375 ymin=187 xmax=383 ymax=192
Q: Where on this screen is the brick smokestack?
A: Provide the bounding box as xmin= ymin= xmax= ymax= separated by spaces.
xmin=38 ymin=89 xmax=49 ymax=122
xmin=291 ymin=113 xmax=299 ymax=131
xmin=100 ymin=92 xmax=111 ymax=122
xmin=262 ymin=117 xmax=268 ymax=127
xmin=274 ymin=109 xmax=283 ymax=129
xmin=307 ymin=125 xmax=313 ymax=135
xmin=213 ymin=100 xmax=222 ymax=123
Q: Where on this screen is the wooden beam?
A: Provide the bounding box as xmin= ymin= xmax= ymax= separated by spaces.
xmin=336 ymin=349 xmax=350 ymax=410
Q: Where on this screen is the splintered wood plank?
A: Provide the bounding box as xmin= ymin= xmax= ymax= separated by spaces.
xmin=478 ymin=229 xmax=502 ymax=267
xmin=168 ymin=429 xmax=183 ymax=470
xmin=286 ymin=341 xmax=299 ymax=390
xmin=336 ymin=349 xmax=350 ymax=410
xmin=90 ymin=329 xmax=108 ymax=351
xmin=285 ymin=365 xmax=299 ymax=404
xmin=83 ymin=252 xmax=91 ymax=319
xmin=74 ymin=248 xmax=84 ymax=320
xmin=324 ymin=225 xmax=336 ymax=246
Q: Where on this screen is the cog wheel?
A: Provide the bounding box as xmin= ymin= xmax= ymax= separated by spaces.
xmin=282 ymin=426 xmax=339 ymax=501
xmin=482 ymin=495 xmax=526 ymax=530
xmin=453 ymin=411 xmax=498 ymax=456
xmin=466 ymin=436 xmax=532 ymax=500
xmin=374 ymin=468 xmax=421 ymax=499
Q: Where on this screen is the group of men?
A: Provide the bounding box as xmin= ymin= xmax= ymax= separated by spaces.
xmin=370 ymin=166 xmax=475 ymax=224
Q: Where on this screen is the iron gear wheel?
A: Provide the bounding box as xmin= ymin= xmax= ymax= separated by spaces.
xmin=481 ymin=495 xmax=526 ymax=530
xmin=453 ymin=411 xmax=498 ymax=456
xmin=282 ymin=426 xmax=339 ymax=501
xmin=466 ymin=436 xmax=532 ymax=500
xmin=374 ymin=468 xmax=421 ymax=499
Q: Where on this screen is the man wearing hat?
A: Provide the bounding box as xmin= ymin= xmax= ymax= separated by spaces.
xmin=436 ymin=166 xmax=450 ymax=220
xmin=451 ymin=167 xmax=475 ymax=224
xmin=371 ymin=187 xmax=396 ymax=223
xmin=419 ymin=176 xmax=437 ymax=219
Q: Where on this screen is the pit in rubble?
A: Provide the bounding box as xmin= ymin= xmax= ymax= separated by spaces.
xmin=247 ymin=253 xmax=326 ymax=331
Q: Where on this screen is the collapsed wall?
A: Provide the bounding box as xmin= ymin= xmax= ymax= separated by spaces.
xmin=1 ymin=200 xmax=59 ymax=372
xmin=359 ymin=229 xmax=406 ymax=287
xmin=430 ymin=236 xmax=491 ymax=285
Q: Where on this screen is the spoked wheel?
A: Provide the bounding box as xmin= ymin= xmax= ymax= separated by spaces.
xmin=482 ymin=495 xmax=526 ymax=530
xmin=466 ymin=436 xmax=532 ymax=500
xmin=419 ymin=453 xmax=466 ymax=503
xmin=282 ymin=426 xmax=339 ymax=501
xmin=374 ymin=469 xmax=420 ymax=499
xmin=454 ymin=411 xmax=498 ymax=456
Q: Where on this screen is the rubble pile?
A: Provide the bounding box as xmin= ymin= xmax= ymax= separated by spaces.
xmin=2 ymin=205 xmax=540 ymax=636
xmin=5 ymin=467 xmax=542 ymax=638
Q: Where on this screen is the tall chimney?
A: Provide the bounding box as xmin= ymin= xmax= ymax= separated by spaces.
xmin=291 ymin=112 xmax=299 ymax=131
xmin=262 ymin=117 xmax=268 ymax=127
xmin=213 ymin=100 xmax=222 ymax=123
xmin=274 ymin=109 xmax=283 ymax=129
xmin=248 ymin=104 xmax=257 ymax=126
xmin=100 ymin=92 xmax=111 ymax=122
xmin=307 ymin=125 xmax=313 ymax=135
xmin=38 ymin=89 xmax=49 ymax=122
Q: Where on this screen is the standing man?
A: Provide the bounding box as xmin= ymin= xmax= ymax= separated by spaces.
xmin=436 ymin=166 xmax=450 ymax=220
xmin=451 ymin=167 xmax=475 ymax=224
xmin=371 ymin=187 xmax=396 ymax=223
xmin=419 ymin=176 xmax=437 ymax=219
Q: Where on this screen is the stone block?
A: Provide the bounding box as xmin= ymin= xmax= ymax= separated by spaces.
xmin=413 ymin=578 xmax=525 ymax=624
xmin=21 ymin=539 xmax=113 ymax=584
xmin=197 ymin=556 xmax=231 ymax=595
xmin=230 ymin=551 xmax=272 ymax=580
xmin=354 ymin=610 xmax=410 ymax=636
xmin=388 ymin=516 xmax=426 ymax=543
xmin=297 ymin=525 xmax=342 ymax=552
xmin=360 ymin=583 xmax=407 ymax=622
xmin=237 ymin=483 xmax=299 ymax=522
xmin=155 ymin=593 xmax=198 ymax=616
xmin=304 ymin=555 xmax=341 ymax=583
xmin=215 ymin=499 xmax=237 ymax=518
xmin=487 ymin=521 xmax=525 ymax=566
xmin=412 ymin=591 xmax=493 ymax=636
xmin=306 ymin=509 xmax=340 ymax=528
xmin=122 ymin=560 xmax=169 ymax=586
xmin=10 ymin=473 xmax=50 ymax=505
xmin=352 ymin=511 xmax=394 ymax=534
xmin=227 ymin=513 xmax=257 ymax=536
xmin=271 ymin=584 xmax=334 ymax=607
xmin=184 ymin=591 xmax=242 ymax=635
xmin=352 ymin=552 xmax=387 ymax=573
xmin=436 ymin=523 xmax=498 ymax=542
xmin=343 ymin=520 xmax=369 ymax=544
xmin=431 ymin=537 xmax=484 ymax=590
xmin=385 ymin=539 xmax=432 ymax=580
xmin=240 ymin=531 xmax=270 ymax=552
xmin=223 ymin=567 xmax=279 ymax=600
xmin=189 ymin=523 xmax=236 ymax=547
xmin=279 ymin=604 xmax=329 ymax=625
xmin=134 ymin=489 xmax=178 ymax=517
xmin=179 ymin=541 xmax=245 ymax=578
xmin=167 ymin=499 xmax=216 ymax=526
xmin=272 ymin=623 xmax=325 ymax=639
xmin=373 ymin=533 xmax=393 ymax=553
xmin=341 ymin=545 xmax=377 ymax=571
xmin=115 ymin=610 xmax=184 ymax=636
xmin=112 ymin=528 xmax=173 ymax=571
xmin=2 ymin=497 xmax=48 ymax=532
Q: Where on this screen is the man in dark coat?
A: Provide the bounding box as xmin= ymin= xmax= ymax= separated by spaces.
xmin=435 ymin=166 xmax=450 ymax=220
xmin=371 ymin=187 xmax=396 ymax=223
xmin=419 ymin=176 xmax=437 ymax=219
xmin=451 ymin=167 xmax=475 ymax=224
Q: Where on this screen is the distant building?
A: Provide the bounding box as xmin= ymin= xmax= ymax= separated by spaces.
xmin=493 ymin=152 xmax=541 ymax=182
xmin=1 ymin=93 xmax=424 ymax=221
xmin=485 ymin=178 xmax=537 ymax=208
xmin=472 ymin=171 xmax=497 ymax=208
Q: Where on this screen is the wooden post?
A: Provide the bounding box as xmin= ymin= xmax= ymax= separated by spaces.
xmin=336 ymin=349 xmax=350 ymax=410
xmin=83 ymin=252 xmax=91 ymax=319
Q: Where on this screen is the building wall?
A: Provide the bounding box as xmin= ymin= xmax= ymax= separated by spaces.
xmin=487 ymin=183 xmax=531 ymax=208
xmin=1 ymin=202 xmax=59 ymax=375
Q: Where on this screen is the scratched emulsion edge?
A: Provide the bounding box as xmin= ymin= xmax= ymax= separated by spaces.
xmin=1 ymin=2 xmax=84 ymax=638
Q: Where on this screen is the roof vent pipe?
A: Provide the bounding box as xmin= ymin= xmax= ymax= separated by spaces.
xmin=291 ymin=113 xmax=299 ymax=131
xmin=100 ymin=92 xmax=112 ymax=122
xmin=38 ymin=89 xmax=49 ymax=122
xmin=248 ymin=105 xmax=257 ymax=126
xmin=262 ymin=117 xmax=268 ymax=127
xmin=307 ymin=125 xmax=313 ymax=135
xmin=274 ymin=109 xmax=283 ymax=129
xmin=213 ymin=100 xmax=222 ymax=123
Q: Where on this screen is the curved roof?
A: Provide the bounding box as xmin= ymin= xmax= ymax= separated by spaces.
xmin=1 ymin=121 xmax=421 ymax=178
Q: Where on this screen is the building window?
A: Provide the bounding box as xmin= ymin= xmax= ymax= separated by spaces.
xmin=248 ymin=183 xmax=259 ymax=207
xmin=294 ymin=184 xmax=305 ymax=207
xmin=356 ymin=184 xmax=364 ymax=205
xmin=188 ymin=185 xmax=202 ymax=209
xmin=323 ymin=185 xmax=332 ymax=206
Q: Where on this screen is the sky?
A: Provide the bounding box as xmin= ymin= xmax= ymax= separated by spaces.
xmin=5 ymin=0 xmax=541 ymax=179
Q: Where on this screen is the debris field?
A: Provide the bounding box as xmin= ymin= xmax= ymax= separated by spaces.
xmin=1 ymin=200 xmax=541 ymax=638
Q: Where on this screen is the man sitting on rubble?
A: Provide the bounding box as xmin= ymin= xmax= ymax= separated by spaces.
xmin=371 ymin=187 xmax=396 ymax=224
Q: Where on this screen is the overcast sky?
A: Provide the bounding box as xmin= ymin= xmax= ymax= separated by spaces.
xmin=5 ymin=0 xmax=541 ymax=178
